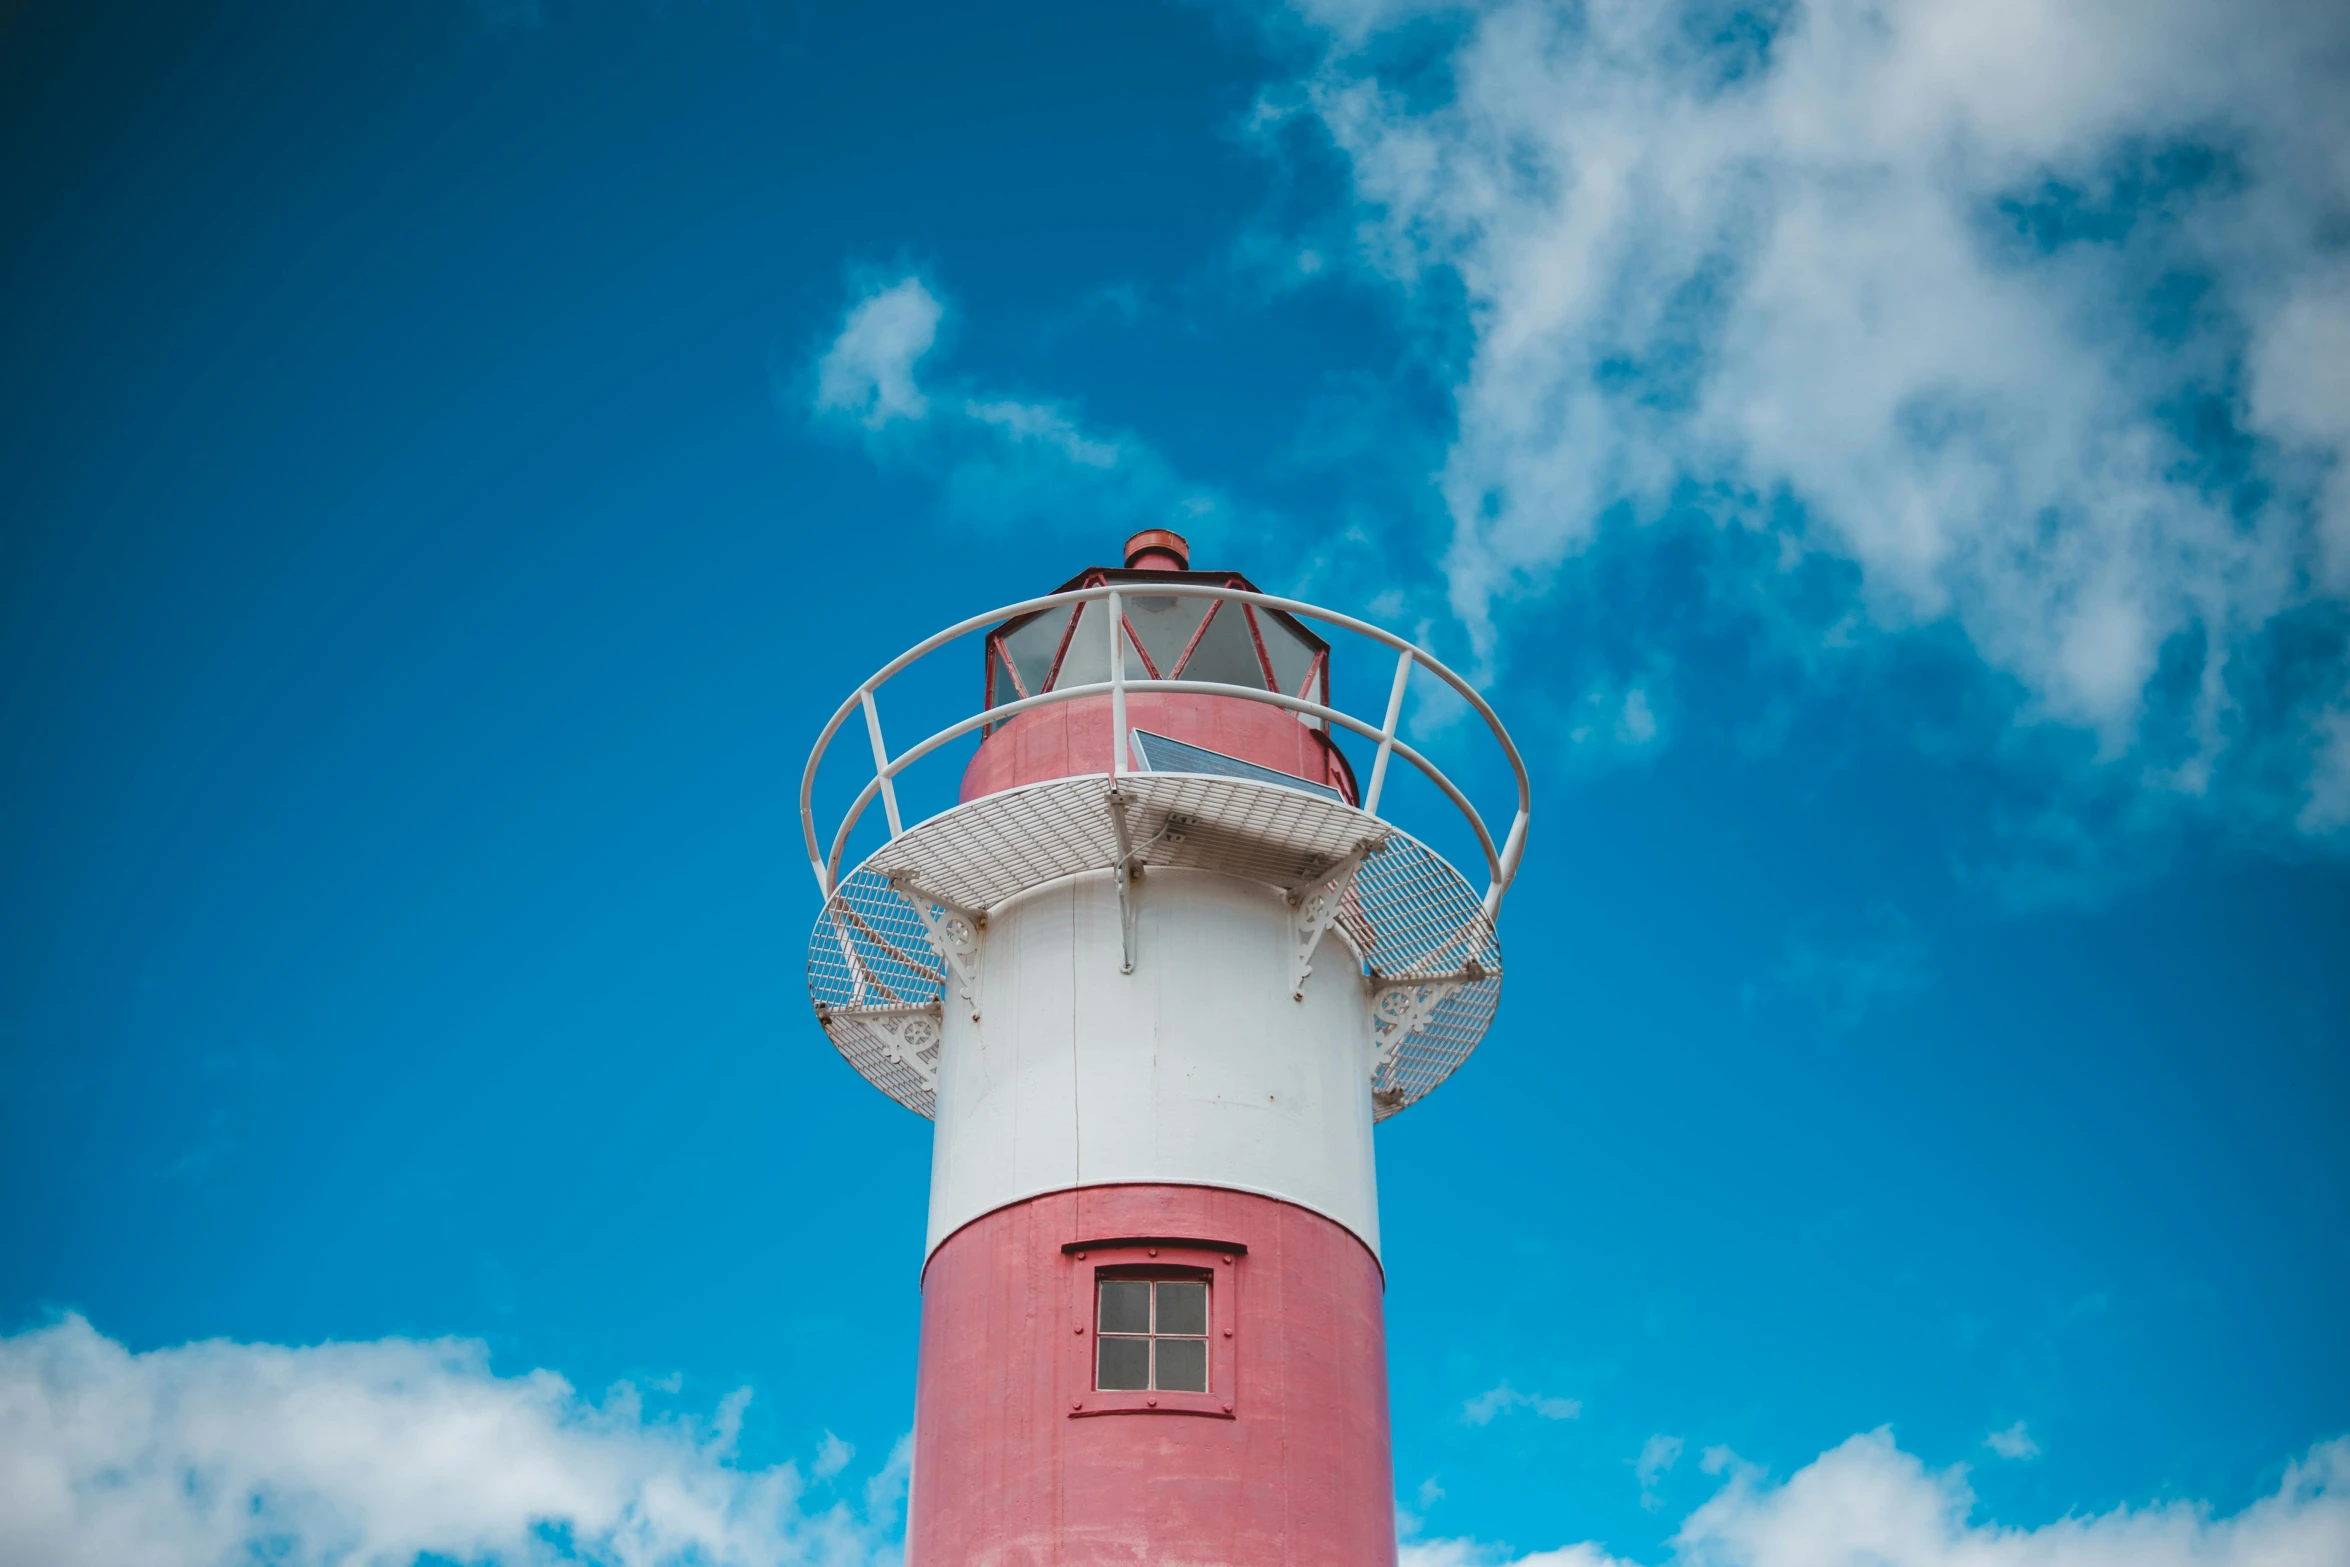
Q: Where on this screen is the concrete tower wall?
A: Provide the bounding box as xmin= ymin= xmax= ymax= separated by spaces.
xmin=925 ymin=866 xmax=1381 ymax=1261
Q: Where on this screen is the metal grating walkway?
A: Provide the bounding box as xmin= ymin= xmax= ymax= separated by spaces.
xmin=807 ymin=772 xmax=1502 ymax=1121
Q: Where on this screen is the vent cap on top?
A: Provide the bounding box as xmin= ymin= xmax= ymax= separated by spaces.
xmin=1123 ymin=529 xmax=1190 ymax=570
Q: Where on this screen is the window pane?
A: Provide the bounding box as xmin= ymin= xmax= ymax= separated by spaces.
xmin=1053 ymin=601 xmax=1113 ymax=689
xmin=1098 ymin=1280 xmax=1150 ymax=1336
xmin=1124 ymin=594 xmax=1211 ymax=678
xmin=1002 ymin=608 xmax=1070 ymax=697
xmin=989 ymin=641 xmax=1024 ymax=707
xmin=1154 ymin=1280 xmax=1207 ymax=1337
xmin=1255 ymin=608 xmax=1320 ymax=699
xmin=1154 ymin=1336 xmax=1208 ymax=1392
xmin=1097 ymin=1335 xmax=1150 ymax=1390
xmin=1172 ymin=602 xmax=1268 ymax=689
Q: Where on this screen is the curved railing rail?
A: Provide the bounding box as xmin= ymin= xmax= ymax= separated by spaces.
xmin=800 ymin=583 xmax=1532 ymax=916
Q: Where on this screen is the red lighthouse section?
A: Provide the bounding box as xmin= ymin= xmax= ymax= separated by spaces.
xmin=910 ymin=1184 xmax=1397 ymax=1566
xmin=960 ymin=531 xmax=1358 ymax=804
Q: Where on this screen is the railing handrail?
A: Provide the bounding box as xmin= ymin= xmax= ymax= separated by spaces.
xmin=800 ymin=582 xmax=1532 ymax=914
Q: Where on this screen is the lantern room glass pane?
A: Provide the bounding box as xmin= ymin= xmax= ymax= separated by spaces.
xmin=1053 ymin=600 xmax=1114 ymax=689
xmin=1154 ymin=1280 xmax=1207 ymax=1337
xmin=989 ymin=641 xmax=1024 ymax=705
xmin=1256 ymin=608 xmax=1319 ymax=700
xmin=1001 ymin=608 xmax=1070 ymax=697
xmin=1097 ymin=1336 xmax=1150 ymax=1391
xmin=1172 ymin=602 xmax=1268 ymax=689
xmin=1154 ymin=1337 xmax=1208 ymax=1393
xmin=1098 ymin=1280 xmax=1150 ymax=1336
xmin=1124 ymin=593 xmax=1212 ymax=678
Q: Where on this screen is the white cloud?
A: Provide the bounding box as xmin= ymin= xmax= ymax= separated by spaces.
xmin=0 ymin=1314 xmax=901 ymax=1567
xmin=861 ymin=1436 xmax=911 ymax=1536
xmin=1547 ymin=677 xmax=1668 ymax=760
xmin=1984 ymin=1421 xmax=2042 ymax=1461
xmin=963 ymin=398 xmax=1121 ymax=469
xmin=1277 ymin=0 xmax=2350 ymax=823
xmin=1404 ymin=1542 xmax=1631 ymax=1567
xmin=1412 ymin=1428 xmax=2350 ymax=1567
xmin=813 ymin=1430 xmax=855 ymax=1481
xmin=1616 ymin=688 xmax=1657 ymax=746
xmin=2301 ymin=705 xmax=2350 ymax=833
xmin=1463 ymin=1381 xmax=1584 ymax=1425
xmin=813 ymin=277 xmax=942 ymax=429
xmin=1636 ymin=1433 xmax=1685 ymax=1511
xmin=809 ymin=274 xmax=1238 ymax=548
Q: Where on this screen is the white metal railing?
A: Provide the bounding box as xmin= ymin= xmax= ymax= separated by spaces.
xmin=800 ymin=583 xmax=1532 ymax=915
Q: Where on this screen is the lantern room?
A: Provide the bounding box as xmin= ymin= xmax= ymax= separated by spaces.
xmin=963 ymin=530 xmax=1360 ymax=804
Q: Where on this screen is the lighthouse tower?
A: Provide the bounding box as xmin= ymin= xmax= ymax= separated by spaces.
xmin=802 ymin=532 xmax=1528 ymax=1565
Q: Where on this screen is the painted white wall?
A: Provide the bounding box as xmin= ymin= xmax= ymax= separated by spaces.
xmin=925 ymin=866 xmax=1381 ymax=1260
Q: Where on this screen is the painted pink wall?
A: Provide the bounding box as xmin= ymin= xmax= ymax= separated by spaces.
xmin=909 ymin=1184 xmax=1398 ymax=1567
xmin=961 ymin=692 xmax=1355 ymax=804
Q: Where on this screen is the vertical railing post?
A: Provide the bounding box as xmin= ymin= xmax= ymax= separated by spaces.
xmin=1481 ymin=807 xmax=1529 ymax=917
xmin=861 ymin=688 xmax=905 ymax=839
xmin=1363 ymin=646 xmax=1414 ymax=817
xmin=1108 ymin=589 xmax=1127 ymax=778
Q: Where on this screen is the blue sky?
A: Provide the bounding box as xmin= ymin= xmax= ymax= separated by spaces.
xmin=3 ymin=1 xmax=2348 ymax=1563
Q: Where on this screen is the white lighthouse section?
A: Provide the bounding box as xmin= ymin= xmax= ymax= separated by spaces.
xmin=801 ymin=582 xmax=1532 ymax=1259
xmin=927 ymin=865 xmax=1380 ymax=1259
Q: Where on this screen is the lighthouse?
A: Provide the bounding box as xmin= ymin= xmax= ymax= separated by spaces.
xmin=801 ymin=531 xmax=1528 ymax=1564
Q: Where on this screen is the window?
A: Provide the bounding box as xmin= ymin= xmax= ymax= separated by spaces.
xmin=1052 ymin=600 xmax=1116 ymax=689
xmin=1170 ymin=602 xmax=1266 ymax=690
xmin=1122 ymin=593 xmax=1211 ymax=677
xmin=980 ymin=570 xmax=1337 ymax=741
xmin=1066 ymin=1239 xmax=1240 ymax=1418
xmin=999 ymin=605 xmax=1073 ymax=696
xmin=1095 ymin=1277 xmax=1210 ymax=1392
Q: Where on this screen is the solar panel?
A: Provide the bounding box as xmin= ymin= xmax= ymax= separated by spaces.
xmin=1130 ymin=729 xmax=1346 ymax=803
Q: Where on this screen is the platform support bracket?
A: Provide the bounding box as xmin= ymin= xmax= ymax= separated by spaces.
xmin=890 ymin=878 xmax=985 ymax=1022
xmin=1287 ymin=843 xmax=1372 ymax=1001
xmin=815 ymin=1001 xmax=944 ymax=1089
xmin=1366 ymin=958 xmax=1489 ymax=1077
xmin=1104 ymin=787 xmax=1176 ymax=977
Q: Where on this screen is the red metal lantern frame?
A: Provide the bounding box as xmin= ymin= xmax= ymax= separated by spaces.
xmin=983 ymin=567 xmax=1330 ymax=711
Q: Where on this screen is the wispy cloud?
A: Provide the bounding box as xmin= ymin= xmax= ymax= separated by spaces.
xmin=1403 ymin=1541 xmax=1631 ymax=1567
xmin=0 ymin=1315 xmax=903 ymax=1567
xmin=963 ymin=399 xmax=1121 ymax=469
xmin=813 ymin=1429 xmax=855 ymax=1481
xmin=1270 ymin=0 xmax=2350 ymax=838
xmin=1777 ymin=901 xmax=1934 ymax=1032
xmin=807 ymin=273 xmax=1239 ymax=548
xmin=1985 ymin=1420 xmax=2043 ymax=1460
xmin=813 ymin=276 xmax=943 ymax=431
xmin=1635 ymin=1433 xmax=1685 ymax=1511
xmin=1405 ymin=1427 xmax=2350 ymax=1566
xmin=1463 ymin=1381 xmax=1583 ymax=1425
